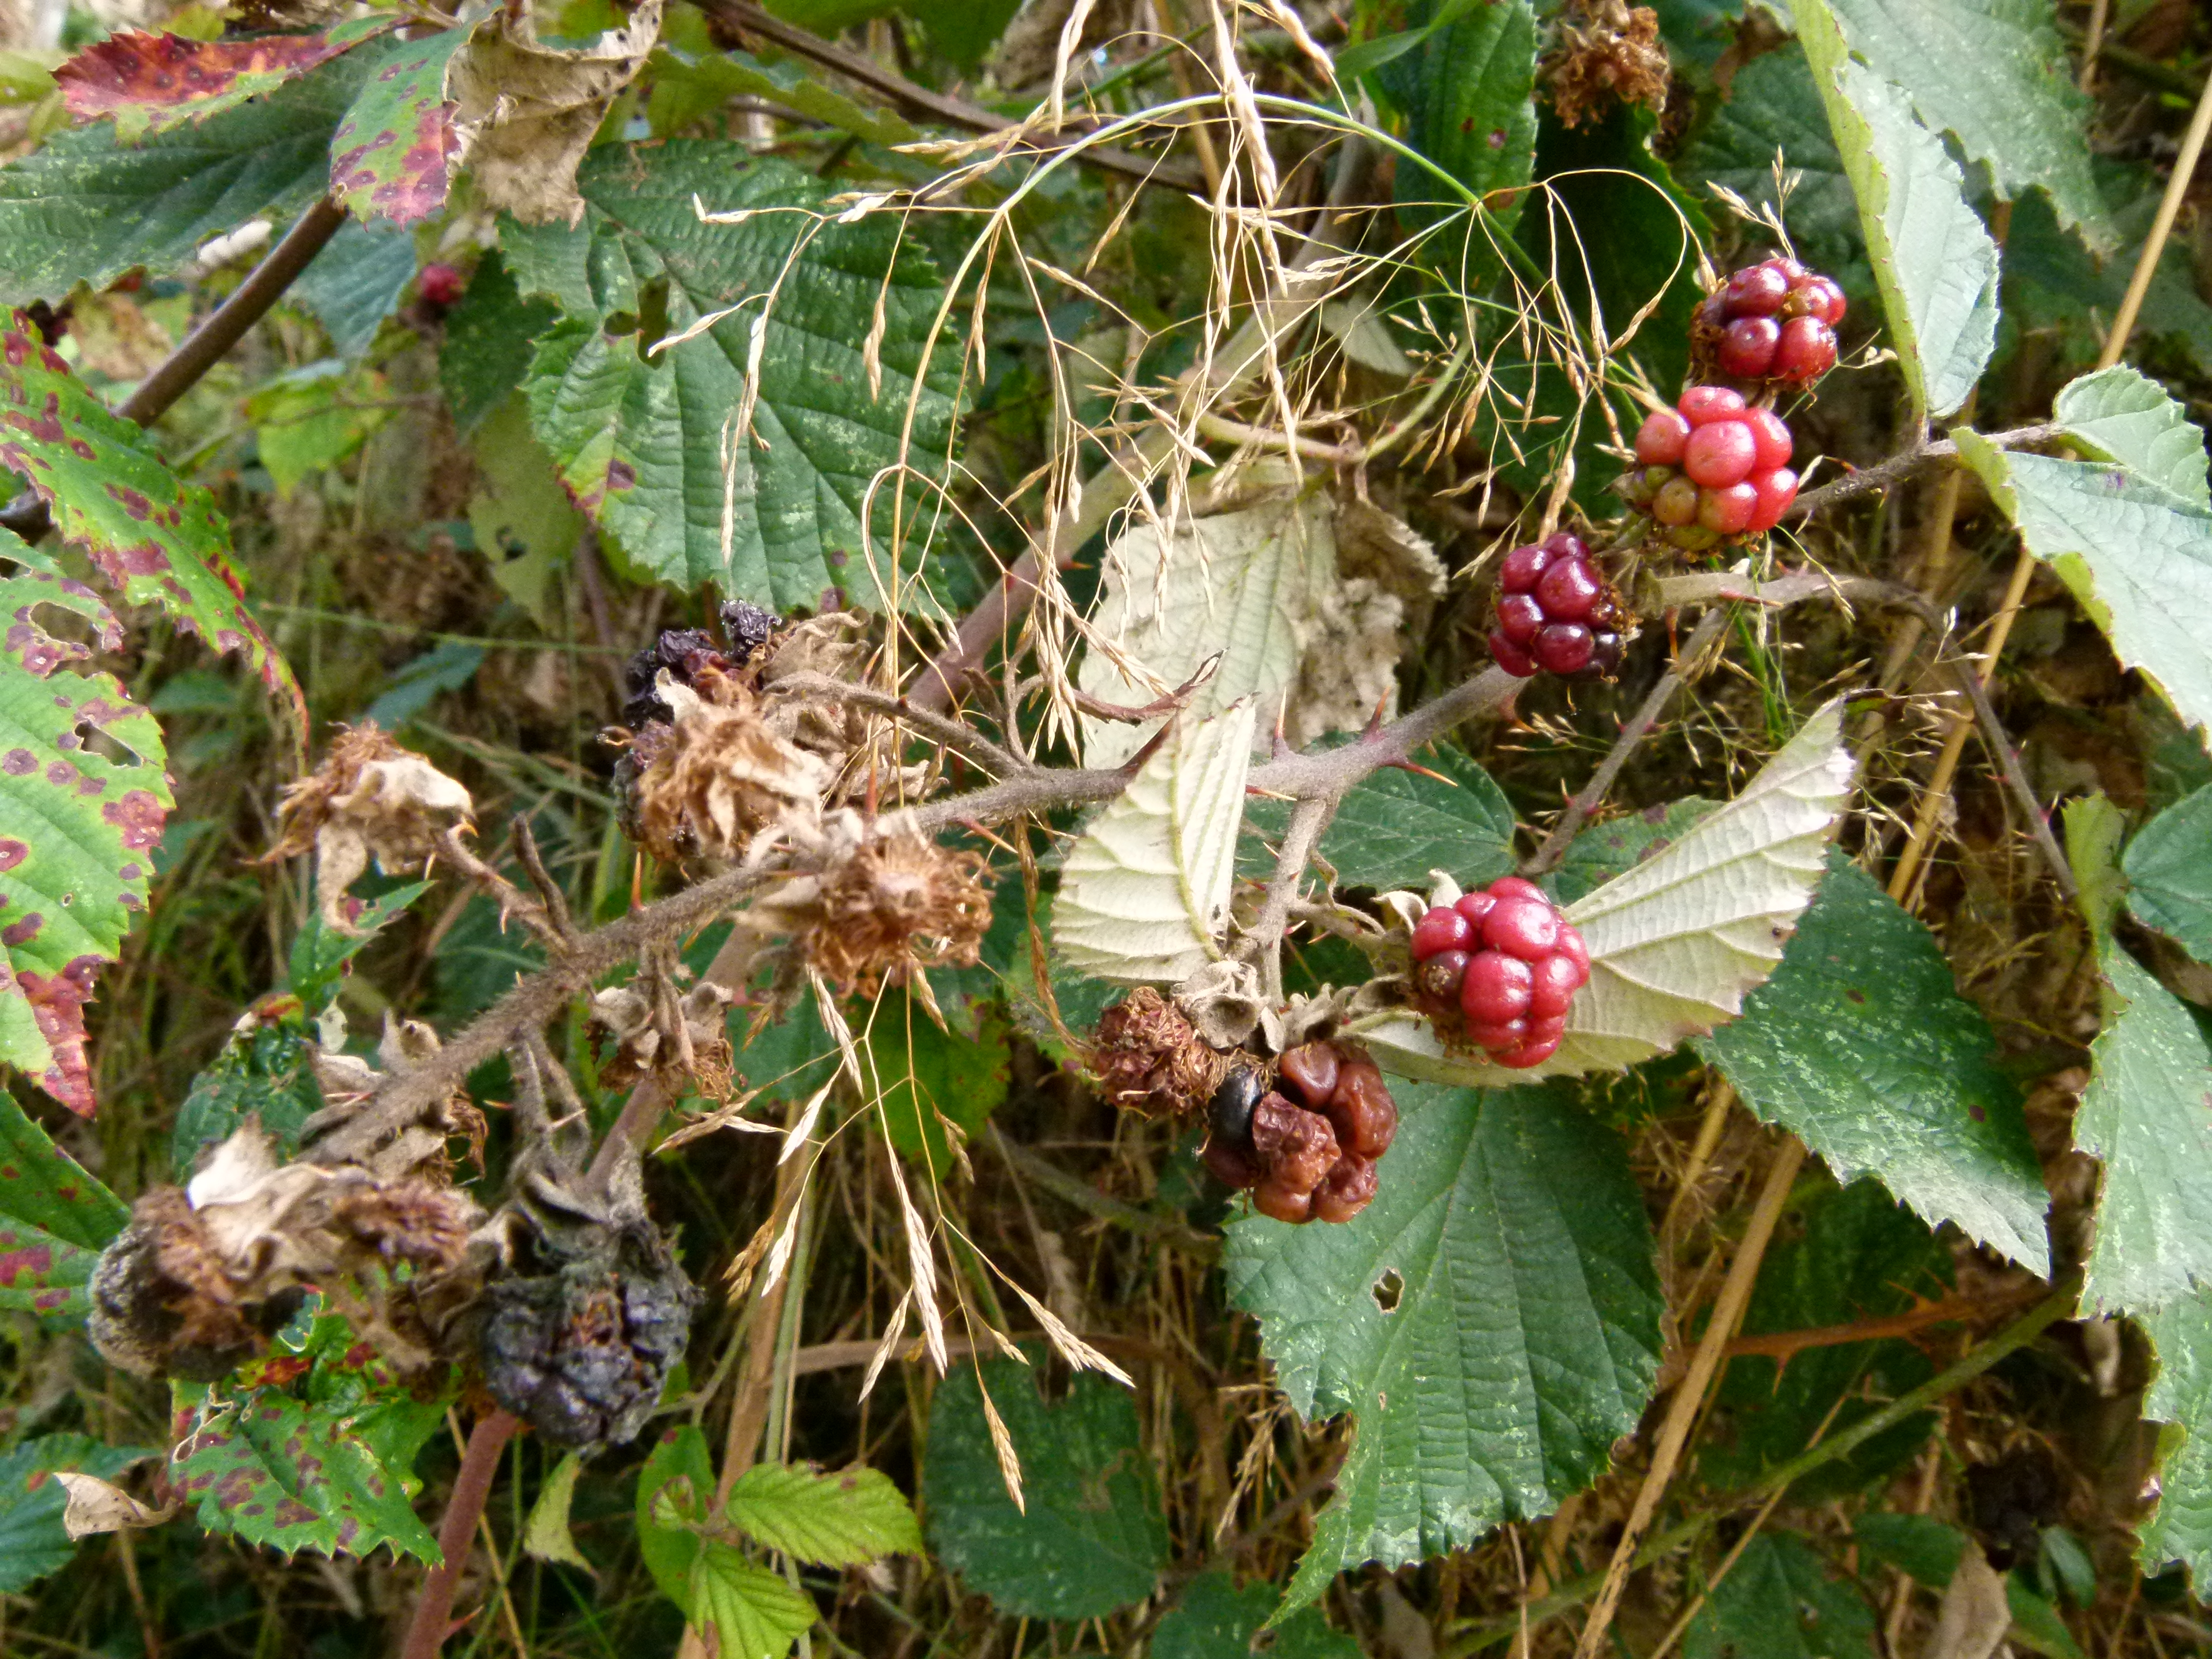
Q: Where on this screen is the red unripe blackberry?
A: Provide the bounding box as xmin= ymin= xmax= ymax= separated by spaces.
xmin=1490 ymin=877 xmax=1545 ymax=902
xmin=1634 ymin=409 xmax=1691 ymax=465
xmin=1490 ymin=538 xmax=1627 ymax=682
xmin=418 ymin=262 xmax=466 ymax=309
xmin=1489 ymin=630 xmax=1536 ymax=677
xmin=1533 ymin=625 xmax=1593 ymax=676
xmin=1466 ymin=1018 xmax=1528 ymax=1051
xmin=1679 ymin=385 xmax=1746 ymax=426
xmin=1773 ymin=315 xmax=1837 ymax=384
xmin=1748 ymin=467 xmax=1799 ymax=532
xmin=1455 ymin=890 xmax=1497 ymax=926
xmin=1534 ymin=556 xmax=1604 ymax=622
xmin=1415 ymin=947 xmax=1470 ymax=1004
xmin=1683 ymin=421 xmax=1757 ymax=489
xmin=1802 ymin=275 xmax=1847 ymax=326
xmin=1411 ymin=906 xmax=1472 ymax=958
xmin=1724 ymin=262 xmax=1790 ymax=315
xmin=1499 ymin=541 xmax=1553 ymax=593
xmin=1494 ymin=1035 xmax=1560 ymax=1070
xmin=1743 ymin=407 xmax=1793 ymax=472
xmin=1717 ymin=316 xmax=1779 ymax=379
xmin=1698 ymin=481 xmax=1759 ymax=536
xmin=1482 ymin=897 xmax=1560 ymax=960
xmin=1528 ymin=953 xmax=1583 ymax=1019
xmin=1461 ymin=951 xmax=1533 ymax=1024
xmin=1497 ymin=593 xmax=1545 ymax=645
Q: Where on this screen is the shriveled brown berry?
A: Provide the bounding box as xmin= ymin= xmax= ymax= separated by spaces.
xmin=1201 ymin=1134 xmax=1262 ymax=1190
xmin=1323 ymin=1059 xmax=1399 ymax=1160
xmin=1277 ymin=1041 xmax=1341 ymax=1106
xmin=1252 ymin=1181 xmax=1315 ymax=1224
xmin=1090 ymin=988 xmax=1225 ymax=1118
xmin=1311 ymin=1157 xmax=1378 ymax=1224
xmin=1249 ymin=1096 xmax=1340 ymax=1196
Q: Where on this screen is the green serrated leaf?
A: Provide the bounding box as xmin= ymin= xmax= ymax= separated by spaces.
xmin=2053 ymin=366 xmax=2210 ymax=508
xmin=689 ymin=1541 xmax=816 ymax=1659
xmin=922 ymin=1357 xmax=1169 ymax=1621
xmin=2075 ymin=950 xmax=2212 ymax=1314
xmin=505 ymin=143 xmax=956 ymax=611
xmin=169 ymin=1312 xmax=446 ymax=1563
xmin=55 ymin=18 xmax=393 ymax=142
xmin=286 ymin=879 xmax=426 ymax=1013
xmin=1853 ymin=1512 xmax=1969 ymax=1585
xmin=0 ymin=48 xmax=369 ymax=303
xmin=1958 ymin=430 xmax=2212 ymax=739
xmin=328 ymin=30 xmax=460 ymax=227
xmin=0 ymin=530 xmax=172 ymax=1117
xmin=1546 ymin=798 xmax=1719 ymax=906
xmin=0 ymin=1434 xmax=156 ymax=1592
xmin=1681 ymin=1533 xmax=1878 ymax=1659
xmin=168 ymin=1004 xmax=323 ymax=1174
xmin=0 ymin=312 xmax=304 ymax=737
xmin=1151 ymin=1572 xmax=1362 ymax=1659
xmin=1224 ymin=1080 xmax=1662 ymax=1601
xmin=440 ymin=252 xmax=561 ymax=436
xmin=1696 ymin=856 xmax=2050 ymax=1272
xmin=1243 ymin=741 xmax=1517 ymax=895
xmin=0 ymin=1080 xmax=127 ymax=1320
xmin=637 ymin=1422 xmax=716 ymax=1603
xmin=865 ymin=984 xmax=1008 ymax=1168
xmin=1374 ymin=0 xmax=1538 ymax=254
xmin=2139 ymin=1288 xmax=2212 ymax=1586
xmin=2126 ymin=783 xmax=2212 ymax=964
xmin=724 ymin=1461 xmax=921 ymax=1566
xmin=1795 ymin=0 xmax=2000 ymax=422
xmin=1818 ymin=0 xmax=2115 ymax=255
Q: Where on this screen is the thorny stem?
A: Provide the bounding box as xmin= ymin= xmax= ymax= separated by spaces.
xmin=1242 ymin=793 xmax=1336 ymax=999
xmin=1779 ymin=421 xmax=2063 ymax=524
xmin=398 ymin=1409 xmax=519 ymax=1659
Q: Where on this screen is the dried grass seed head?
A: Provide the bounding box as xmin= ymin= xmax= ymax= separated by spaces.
xmin=269 ymin=724 xmax=475 ymax=930
xmin=803 ymin=828 xmax=992 ymax=995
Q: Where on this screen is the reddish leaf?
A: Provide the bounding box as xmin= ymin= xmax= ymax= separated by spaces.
xmin=57 ymin=18 xmax=393 ymax=142
xmin=0 ymin=311 xmax=305 ymax=748
xmin=330 ymin=31 xmax=463 ymax=227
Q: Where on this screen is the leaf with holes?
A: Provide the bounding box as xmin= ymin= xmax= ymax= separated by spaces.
xmin=1224 ymin=1079 xmax=1662 ymax=1605
xmin=503 ymin=143 xmax=956 ymax=610
xmin=922 ymin=1357 xmax=1169 ymax=1620
xmin=169 ymin=1312 xmax=446 ymax=1562
xmin=0 ymin=530 xmax=171 ymax=1116
xmin=0 ymin=48 xmax=369 ymax=303
xmin=1054 ymin=703 xmax=1255 ymax=985
xmin=1242 ymin=741 xmax=1517 ymax=894
xmin=57 ymin=18 xmax=393 ymax=142
xmin=723 ymin=1462 xmax=921 ymax=1566
xmin=1360 ymin=700 xmax=1854 ymax=1086
xmin=1796 ymin=0 xmax=2000 ymax=422
xmin=1696 ymin=856 xmax=2050 ymax=1272
xmin=0 ymin=311 xmax=302 ymax=739
xmin=0 ymin=1080 xmax=128 ymax=1318
xmin=0 ymin=1435 xmax=156 ymax=1592
xmin=2126 ymin=782 xmax=2212 ymax=965
xmin=329 ymin=29 xmax=462 ymax=227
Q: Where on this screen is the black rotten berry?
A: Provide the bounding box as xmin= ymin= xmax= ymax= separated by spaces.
xmin=1694 ymin=254 xmax=1845 ymax=389
xmin=1408 ymin=877 xmax=1590 ymax=1069
xmin=1488 ymin=532 xmax=1628 ymax=680
xmin=1627 ymin=386 xmax=1798 ymax=550
xmin=1200 ymin=1043 xmax=1399 ymax=1225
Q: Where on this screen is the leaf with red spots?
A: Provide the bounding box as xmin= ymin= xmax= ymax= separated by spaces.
xmin=0 ymin=1434 xmax=157 ymax=1592
xmin=0 ymin=310 xmax=305 ymax=746
xmin=56 ymin=18 xmax=393 ymax=143
xmin=170 ymin=1309 xmax=447 ymax=1563
xmin=329 ymin=29 xmax=462 ymax=227
xmin=0 ymin=1067 xmax=129 ymax=1321
xmin=0 ymin=528 xmax=173 ymax=1117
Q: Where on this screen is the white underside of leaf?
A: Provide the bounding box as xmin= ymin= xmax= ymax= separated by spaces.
xmin=1359 ymin=699 xmax=1855 ymax=1084
xmin=1055 ymin=701 xmax=1257 ymax=984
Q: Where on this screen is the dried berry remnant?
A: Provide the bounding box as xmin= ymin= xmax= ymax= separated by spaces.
xmin=1544 ymin=0 xmax=1669 ymax=129
xmin=266 ymin=724 xmax=474 ymax=929
xmin=1200 ymin=1043 xmax=1398 ymax=1225
xmin=718 ymin=599 xmax=781 ymax=664
xmin=1626 ymin=387 xmax=1798 ymax=550
xmin=621 ymin=628 xmax=735 ymax=730
xmin=803 ymin=828 xmax=992 ymax=996
xmin=1690 ymin=254 xmax=1845 ymax=391
xmin=1092 ymin=987 xmax=1228 ymax=1119
xmin=626 ymin=673 xmax=830 ymax=864
xmin=1410 ymin=877 xmax=1590 ymax=1068
xmin=1489 ymin=533 xmax=1629 ymax=681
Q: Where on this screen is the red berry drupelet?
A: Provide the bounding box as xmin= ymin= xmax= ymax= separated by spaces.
xmin=1627 ymin=386 xmax=1798 ymax=551
xmin=1695 ymin=254 xmax=1846 ymax=390
xmin=1200 ymin=1042 xmax=1398 ymax=1224
xmin=1409 ymin=877 xmax=1590 ymax=1069
xmin=1489 ymin=531 xmax=1629 ymax=680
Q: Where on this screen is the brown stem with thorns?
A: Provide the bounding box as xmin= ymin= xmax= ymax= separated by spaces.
xmin=398 ymin=1410 xmax=519 ymax=1659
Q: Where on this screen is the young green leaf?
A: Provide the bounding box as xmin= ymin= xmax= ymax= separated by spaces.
xmin=2054 ymin=366 xmax=2211 ymax=507
xmin=2139 ymin=1289 xmax=2212 ymax=1586
xmin=504 ymin=144 xmax=956 ymax=611
xmin=1679 ymin=1532 xmax=1879 ymax=1659
xmin=723 ymin=1462 xmax=921 ymax=1566
xmin=1373 ymin=0 xmax=1538 ymax=248
xmin=1242 ymin=741 xmax=1517 ymax=894
xmin=687 ymin=1542 xmax=816 ymax=1659
xmin=0 ymin=314 xmax=305 ymax=738
xmin=1224 ymin=1081 xmax=1662 ymax=1604
xmin=56 ymin=18 xmax=393 ymax=142
xmin=0 ymin=1083 xmax=127 ymax=1319
xmin=2125 ymin=783 xmax=2212 ymax=964
xmin=1362 ymin=699 xmax=1854 ymax=1085
xmin=1054 ymin=703 xmax=1254 ymax=985
xmin=329 ymin=30 xmax=462 ymax=226
xmin=1958 ymin=427 xmax=2212 ymax=739
xmin=1696 ymin=856 xmax=2050 ymax=1273
xmin=1795 ymin=0 xmax=2000 ymax=421
xmin=921 ymin=1358 xmax=1169 ymax=1620
xmin=1815 ymin=0 xmax=2114 ymax=256
xmin=636 ymin=1423 xmax=717 ymax=1604
xmin=1152 ymin=1572 xmax=1361 ymax=1659
xmin=522 ymin=1452 xmax=595 ymax=1574
xmin=0 ymin=530 xmax=172 ymax=1117
xmin=0 ymin=1435 xmax=156 ymax=1592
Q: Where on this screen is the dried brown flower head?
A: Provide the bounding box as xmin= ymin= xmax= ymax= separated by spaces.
xmin=803 ymin=830 xmax=992 ymax=995
xmin=1090 ymin=987 xmax=1229 ymax=1118
xmin=268 ymin=724 xmax=474 ymax=929
xmin=628 ymin=675 xmax=830 ymax=864
xmin=1545 ymin=0 xmax=1669 ymax=129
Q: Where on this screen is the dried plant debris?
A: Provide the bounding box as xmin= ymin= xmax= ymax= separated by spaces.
xmin=1090 ymin=987 xmax=1230 ymax=1118
xmin=589 ymin=952 xmax=736 ymax=1094
xmin=267 ymin=724 xmax=473 ymax=929
xmin=1543 ymin=0 xmax=1669 ymax=129
xmin=475 ymin=1046 xmax=698 ymax=1451
xmin=802 ymin=826 xmax=992 ymax=995
xmin=626 ymin=673 xmax=831 ymax=863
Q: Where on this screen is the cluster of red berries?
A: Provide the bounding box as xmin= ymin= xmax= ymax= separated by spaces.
xmin=1409 ymin=878 xmax=1589 ymax=1069
xmin=417 ymin=262 xmax=466 ymax=312
xmin=1202 ymin=1042 xmax=1397 ymax=1224
xmin=1627 ymin=387 xmax=1798 ymax=549
xmin=1696 ymin=256 xmax=1845 ymax=388
xmin=1490 ymin=533 xmax=1628 ymax=681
